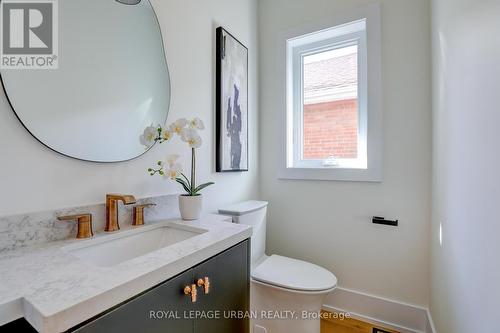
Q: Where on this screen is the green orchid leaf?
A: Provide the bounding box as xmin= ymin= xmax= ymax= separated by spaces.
xmin=193 ymin=182 xmax=215 ymax=194
xmin=175 ymin=178 xmax=189 ymax=188
xmin=180 ymin=173 xmax=191 ymax=188
xmin=175 ymin=177 xmax=189 ymax=189
xmin=175 ymin=178 xmax=191 ymax=194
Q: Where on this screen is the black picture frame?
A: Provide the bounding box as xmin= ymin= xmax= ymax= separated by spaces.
xmin=216 ymin=27 xmax=249 ymax=172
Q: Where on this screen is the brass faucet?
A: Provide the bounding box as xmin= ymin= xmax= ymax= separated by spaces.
xmin=105 ymin=194 xmax=136 ymax=232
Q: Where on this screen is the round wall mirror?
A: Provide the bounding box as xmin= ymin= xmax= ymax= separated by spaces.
xmin=0 ymin=0 xmax=170 ymax=162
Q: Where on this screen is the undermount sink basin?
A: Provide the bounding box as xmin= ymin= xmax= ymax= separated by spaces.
xmin=63 ymin=222 xmax=207 ymax=267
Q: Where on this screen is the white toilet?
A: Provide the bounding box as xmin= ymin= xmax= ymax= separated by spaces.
xmin=219 ymin=201 xmax=337 ymax=333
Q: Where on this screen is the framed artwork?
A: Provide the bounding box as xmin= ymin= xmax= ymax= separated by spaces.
xmin=216 ymin=27 xmax=248 ymax=172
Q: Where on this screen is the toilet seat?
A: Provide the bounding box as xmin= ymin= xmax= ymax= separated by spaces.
xmin=251 ymin=255 xmax=337 ymax=293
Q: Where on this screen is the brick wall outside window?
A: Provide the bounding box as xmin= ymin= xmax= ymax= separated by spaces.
xmin=303 ymin=99 xmax=358 ymax=159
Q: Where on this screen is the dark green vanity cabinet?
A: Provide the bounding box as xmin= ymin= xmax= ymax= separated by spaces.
xmin=72 ymin=240 xmax=250 ymax=333
xmin=71 ymin=269 xmax=194 ymax=333
xmin=0 ymin=240 xmax=249 ymax=333
xmin=193 ymin=239 xmax=250 ymax=333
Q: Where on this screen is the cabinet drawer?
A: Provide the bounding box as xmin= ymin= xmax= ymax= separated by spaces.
xmin=71 ymin=269 xmax=194 ymax=333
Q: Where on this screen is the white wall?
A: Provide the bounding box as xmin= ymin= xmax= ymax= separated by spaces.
xmin=258 ymin=0 xmax=432 ymax=306
xmin=431 ymin=0 xmax=500 ymax=331
xmin=0 ymin=0 xmax=259 ymax=217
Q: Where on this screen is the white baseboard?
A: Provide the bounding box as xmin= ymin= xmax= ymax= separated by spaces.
xmin=323 ymin=287 xmax=436 ymax=333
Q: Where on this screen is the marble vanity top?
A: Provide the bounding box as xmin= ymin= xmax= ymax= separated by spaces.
xmin=0 ymin=214 xmax=251 ymax=333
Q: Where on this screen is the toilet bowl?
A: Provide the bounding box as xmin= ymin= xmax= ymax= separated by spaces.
xmin=219 ymin=201 xmax=337 ymax=333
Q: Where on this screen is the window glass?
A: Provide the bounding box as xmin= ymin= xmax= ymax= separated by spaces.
xmin=302 ymin=45 xmax=359 ymax=161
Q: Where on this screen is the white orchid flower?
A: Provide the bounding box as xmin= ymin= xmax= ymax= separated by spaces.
xmin=166 ymin=154 xmax=180 ymax=167
xmin=169 ymin=118 xmax=188 ymax=135
xmin=165 ymin=163 xmax=183 ymax=180
xmin=144 ymin=115 xmax=214 ymax=196
xmin=180 ymin=128 xmax=195 ymax=142
xmin=140 ymin=125 xmax=159 ymax=147
xmin=188 ymin=136 xmax=202 ymax=148
xmin=189 ymin=118 xmax=205 ymax=130
xmin=161 ymin=128 xmax=173 ymax=142
xmin=181 ymin=128 xmax=202 ymax=148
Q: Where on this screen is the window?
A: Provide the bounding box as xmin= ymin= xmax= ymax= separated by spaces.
xmin=303 ymin=46 xmax=360 ymax=164
xmin=280 ymin=5 xmax=382 ymax=181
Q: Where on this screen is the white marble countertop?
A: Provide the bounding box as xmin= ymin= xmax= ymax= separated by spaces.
xmin=0 ymin=214 xmax=251 ymax=333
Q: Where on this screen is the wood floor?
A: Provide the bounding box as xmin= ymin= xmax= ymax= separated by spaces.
xmin=321 ymin=311 xmax=399 ymax=333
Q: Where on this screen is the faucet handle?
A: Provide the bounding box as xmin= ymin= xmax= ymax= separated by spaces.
xmin=132 ymin=203 xmax=156 ymax=226
xmin=58 ymin=214 xmax=93 ymax=239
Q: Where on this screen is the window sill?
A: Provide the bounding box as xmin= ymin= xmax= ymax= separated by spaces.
xmin=278 ymin=167 xmax=382 ymax=182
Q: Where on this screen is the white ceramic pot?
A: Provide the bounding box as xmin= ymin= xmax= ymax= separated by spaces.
xmin=179 ymin=195 xmax=203 ymax=220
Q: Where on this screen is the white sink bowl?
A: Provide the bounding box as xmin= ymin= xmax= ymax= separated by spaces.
xmin=63 ymin=222 xmax=207 ymax=267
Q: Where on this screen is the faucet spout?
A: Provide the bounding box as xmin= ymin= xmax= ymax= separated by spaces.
xmin=105 ymin=194 xmax=137 ymax=232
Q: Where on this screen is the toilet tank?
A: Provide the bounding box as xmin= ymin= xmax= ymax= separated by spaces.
xmin=219 ymin=201 xmax=268 ymax=266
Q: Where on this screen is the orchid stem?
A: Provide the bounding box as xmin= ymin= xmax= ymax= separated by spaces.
xmin=191 ymin=148 xmax=196 ymax=195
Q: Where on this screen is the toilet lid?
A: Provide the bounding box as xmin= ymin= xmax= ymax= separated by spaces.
xmin=251 ymin=255 xmax=337 ymax=292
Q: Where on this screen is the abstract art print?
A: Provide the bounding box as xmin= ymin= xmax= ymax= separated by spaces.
xmin=216 ymin=27 xmax=248 ymax=172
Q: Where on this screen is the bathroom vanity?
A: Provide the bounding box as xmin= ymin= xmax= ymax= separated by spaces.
xmin=0 ymin=215 xmax=251 ymax=333
xmin=71 ymin=240 xmax=250 ymax=333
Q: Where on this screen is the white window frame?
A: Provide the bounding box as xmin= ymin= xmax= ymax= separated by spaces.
xmin=289 ymin=22 xmax=367 ymax=170
xmin=278 ymin=4 xmax=383 ymax=182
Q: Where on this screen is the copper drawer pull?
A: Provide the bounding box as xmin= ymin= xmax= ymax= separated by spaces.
xmin=197 ymin=277 xmax=210 ymax=294
xmin=184 ymin=284 xmax=197 ymax=303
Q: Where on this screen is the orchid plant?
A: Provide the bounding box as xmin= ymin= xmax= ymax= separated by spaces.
xmin=141 ymin=118 xmax=214 ymax=196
